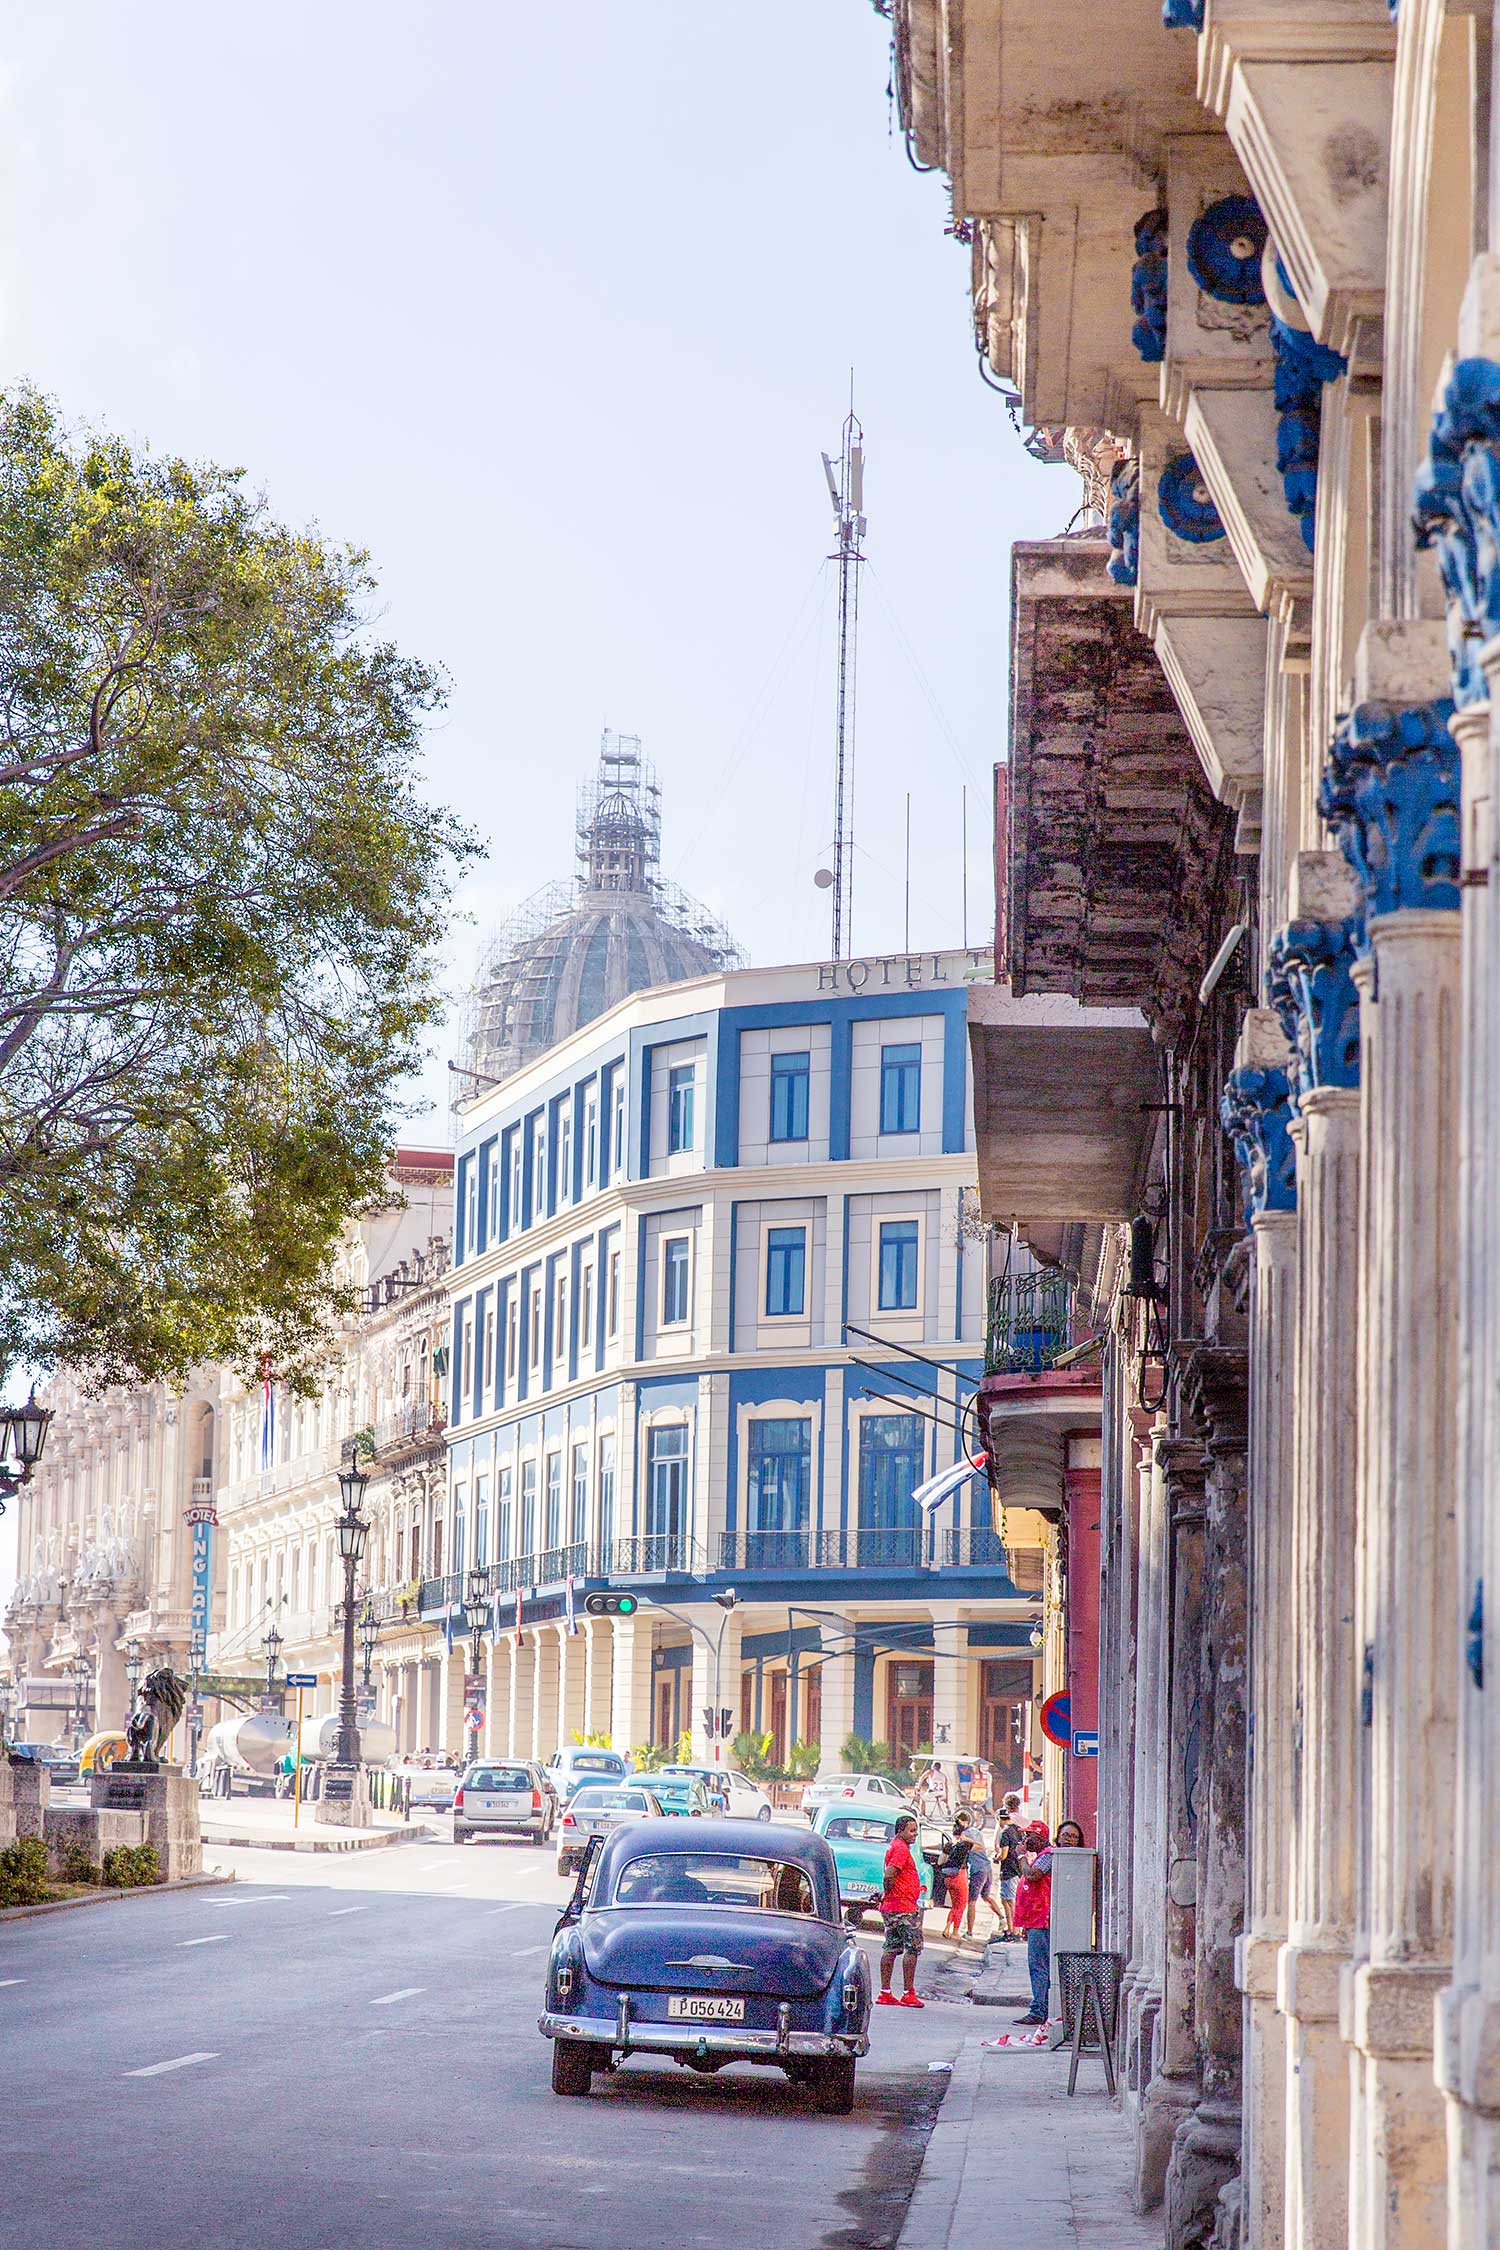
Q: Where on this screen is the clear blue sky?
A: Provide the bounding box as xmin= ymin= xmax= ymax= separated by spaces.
xmin=0 ymin=0 xmax=1067 ymax=1138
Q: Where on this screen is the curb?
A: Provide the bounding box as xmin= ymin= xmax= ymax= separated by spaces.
xmin=199 ymin=1821 xmax=434 ymax=1854
xmin=0 ymin=1869 xmax=233 ymax=1923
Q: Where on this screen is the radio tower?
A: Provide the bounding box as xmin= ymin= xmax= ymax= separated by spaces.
xmin=821 ymin=398 xmax=866 ymax=960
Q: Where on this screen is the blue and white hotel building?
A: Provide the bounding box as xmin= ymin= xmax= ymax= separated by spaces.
xmin=434 ymin=946 xmax=1052 ymax=1778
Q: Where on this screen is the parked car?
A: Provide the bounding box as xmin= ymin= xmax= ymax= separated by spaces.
xmin=645 ymin=1773 xmax=714 ymax=1818
xmin=657 ymin=1764 xmax=774 ymax=1821
xmin=801 ymin=1772 xmax=912 ymax=1818
xmin=811 ymin=1802 xmax=940 ymax=1923
xmin=545 ymin=1746 xmax=631 ymax=1801
xmin=540 ymin=1817 xmax=871 ymax=2110
xmin=556 ymin=1780 xmax=664 ymax=1876
xmin=394 ymin=1763 xmax=461 ymax=1812
xmin=453 ymin=1760 xmax=556 ymax=1847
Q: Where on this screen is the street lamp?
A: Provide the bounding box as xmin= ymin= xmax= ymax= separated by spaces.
xmin=358 ymin=1601 xmax=378 ymax=1693
xmin=463 ymin=1563 xmax=488 ymax=1747
xmin=0 ymin=1386 xmax=53 ymax=1512
xmin=69 ymin=1649 xmax=93 ymax=1750
xmin=263 ymin=1622 xmax=283 ymax=1696
xmin=333 ymin=1461 xmax=370 ymax=1772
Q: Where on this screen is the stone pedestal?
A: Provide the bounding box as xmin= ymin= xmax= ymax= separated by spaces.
xmin=8 ymin=1756 xmax=50 ymax=1842
xmin=318 ymin=1765 xmax=371 ymax=1831
xmin=45 ymin=1803 xmax=147 ymax=1876
xmin=85 ymin=1763 xmax=201 ymax=1876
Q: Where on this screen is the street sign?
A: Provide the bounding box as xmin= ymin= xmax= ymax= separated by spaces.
xmin=1072 ymin=1730 xmax=1099 ymax=1759
xmin=285 ymin=1672 xmax=318 ymax=1689
xmin=1039 ymin=1691 xmax=1072 ymax=1748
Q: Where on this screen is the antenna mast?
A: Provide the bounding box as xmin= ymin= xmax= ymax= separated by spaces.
xmin=820 ymin=400 xmax=866 ymax=959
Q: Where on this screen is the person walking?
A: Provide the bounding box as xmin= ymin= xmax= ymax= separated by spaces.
xmin=1012 ymin=1820 xmax=1054 ymax=2026
xmin=995 ymin=1791 xmax=1026 ymax=1940
xmin=876 ymin=1812 xmax=927 ymax=2009
xmin=939 ymin=1811 xmax=975 ymax=1940
xmin=964 ymin=1823 xmax=1004 ymax=1937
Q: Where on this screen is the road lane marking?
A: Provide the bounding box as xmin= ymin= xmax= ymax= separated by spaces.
xmin=511 ymin=1946 xmax=547 ymax=1958
xmin=329 ymin=1905 xmax=374 ymax=1917
xmin=0 ymin=1978 xmax=25 ymax=1987
xmin=178 ymin=1936 xmax=229 ymax=1948
xmin=220 ymin=1894 xmax=289 ymax=1907
xmin=487 ymin=1905 xmax=523 ymax=1917
xmin=369 ymin=1987 xmax=425 ymax=2006
xmin=125 ymin=2053 xmax=219 ymax=2077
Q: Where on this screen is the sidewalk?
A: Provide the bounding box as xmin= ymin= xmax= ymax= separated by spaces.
xmin=899 ymin=1939 xmax=1162 ymax=2249
xmin=199 ymin=1797 xmax=434 ymax=1853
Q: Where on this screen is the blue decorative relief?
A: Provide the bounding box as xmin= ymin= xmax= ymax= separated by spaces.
xmin=1186 ymin=196 xmax=1268 ymax=307
xmin=1106 ymin=457 xmax=1140 ymax=587
xmin=1266 ymin=917 xmax=1363 ymax=1095
xmin=1270 ymin=284 xmax=1346 ymax=556
xmin=1319 ymin=698 xmax=1461 ymax=918
xmin=1468 ymin=1579 xmax=1484 ymax=1691
xmin=1413 ymin=356 xmax=1500 ymax=707
xmin=1163 ymin=0 xmax=1204 ymax=24
xmin=1157 ymin=451 xmax=1226 ymax=543
xmin=1131 ymin=209 xmax=1169 ymax=364
xmin=1220 ymin=1064 xmax=1297 ymax=1224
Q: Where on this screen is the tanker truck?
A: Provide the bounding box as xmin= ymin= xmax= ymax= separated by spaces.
xmin=198 ymin=1711 xmax=397 ymax=1799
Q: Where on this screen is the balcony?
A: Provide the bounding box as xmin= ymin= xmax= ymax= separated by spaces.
xmin=717 ymin=1527 xmax=1020 ymax=1577
xmin=985 ymin=1272 xmax=1093 ymax=1378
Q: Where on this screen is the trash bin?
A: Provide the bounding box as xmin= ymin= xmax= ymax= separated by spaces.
xmin=1055 ymin=1948 xmax=1124 ymax=2048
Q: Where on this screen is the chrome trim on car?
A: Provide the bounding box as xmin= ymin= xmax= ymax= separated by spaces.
xmin=538 ymin=2011 xmax=868 ymax=2060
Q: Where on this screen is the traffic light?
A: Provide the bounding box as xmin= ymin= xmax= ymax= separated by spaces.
xmin=584 ymin=1591 xmax=638 ymax=1618
xmin=720 ymin=1707 xmax=733 ymax=1740
xmin=702 ymin=1707 xmax=715 ymax=1738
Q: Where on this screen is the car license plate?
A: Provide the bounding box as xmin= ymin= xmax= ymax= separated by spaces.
xmin=666 ymin=1995 xmax=745 ymax=2022
xmin=843 ymin=1881 xmax=877 ymax=1898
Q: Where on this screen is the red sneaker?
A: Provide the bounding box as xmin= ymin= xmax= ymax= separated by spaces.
xmin=876 ymin=1989 xmax=900 ymax=2006
xmin=899 ymin=1992 xmax=926 ymax=2009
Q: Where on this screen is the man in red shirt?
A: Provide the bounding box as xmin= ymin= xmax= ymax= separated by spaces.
xmin=876 ymin=1813 xmax=926 ymax=2008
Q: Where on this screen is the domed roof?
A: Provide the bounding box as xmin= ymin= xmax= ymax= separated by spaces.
xmin=464 ymin=735 xmax=744 ymax=1089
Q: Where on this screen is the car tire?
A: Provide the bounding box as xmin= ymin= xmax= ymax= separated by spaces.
xmin=757 ymin=1804 xmax=772 ymax=1822
xmin=453 ymin=1826 xmax=469 ymax=1845
xmin=551 ymin=2039 xmax=593 ymax=2097
xmin=813 ymin=2058 xmax=856 ymax=2116
xmin=531 ymin=1826 xmax=547 ymax=1847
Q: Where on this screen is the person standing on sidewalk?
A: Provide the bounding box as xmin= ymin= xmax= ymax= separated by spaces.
xmin=876 ymin=1812 xmax=927 ymax=2010
xmin=1012 ymin=1820 xmax=1054 ymax=2026
xmin=965 ymin=1825 xmax=1004 ymax=1938
xmin=995 ymin=1791 xmax=1025 ymax=1940
xmin=940 ymin=1811 xmax=975 ymax=1940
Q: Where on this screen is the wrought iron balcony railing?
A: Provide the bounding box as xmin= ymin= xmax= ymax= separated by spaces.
xmin=985 ymin=1271 xmax=1089 ymax=1377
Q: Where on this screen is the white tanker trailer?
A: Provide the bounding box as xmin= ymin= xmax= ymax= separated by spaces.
xmin=199 ymin=1711 xmax=397 ymax=1798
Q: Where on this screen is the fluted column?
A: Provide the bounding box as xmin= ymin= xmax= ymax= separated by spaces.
xmin=1268 ymin=851 xmax=1364 ymax=2250
xmin=1321 ymin=672 xmax=1461 ymax=2247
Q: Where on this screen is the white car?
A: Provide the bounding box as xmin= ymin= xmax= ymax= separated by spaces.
xmin=556 ymin=1781 xmax=663 ymax=1876
xmin=656 ymin=1764 xmax=774 ymax=1821
xmin=802 ymin=1772 xmax=913 ymax=1817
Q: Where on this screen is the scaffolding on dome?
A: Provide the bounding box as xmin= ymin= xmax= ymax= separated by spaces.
xmin=454 ymin=731 xmax=746 ymax=1105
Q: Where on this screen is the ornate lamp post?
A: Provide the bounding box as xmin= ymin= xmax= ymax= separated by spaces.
xmin=263 ymin=1622 xmax=283 ymax=1700
xmin=0 ymin=1387 xmax=54 ymax=1512
xmin=69 ymin=1649 xmax=93 ymax=1750
xmin=332 ymin=1461 xmax=370 ymax=1779
xmin=123 ymin=1638 xmax=143 ymax=1727
xmin=359 ymin=1601 xmax=378 ymax=1696
xmin=0 ymin=1672 xmax=15 ymax=1749
xmin=463 ymin=1564 xmax=488 ymax=1753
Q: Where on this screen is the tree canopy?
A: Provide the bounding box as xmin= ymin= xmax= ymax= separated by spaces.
xmin=0 ymin=388 xmax=476 ymax=1390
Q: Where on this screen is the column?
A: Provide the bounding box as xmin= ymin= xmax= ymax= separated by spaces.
xmin=610 ymin=1616 xmax=653 ymax=1756
xmin=581 ymin=1617 xmax=612 ymax=1739
xmin=690 ymin=1607 xmax=743 ymax=1765
xmin=437 ymin=1649 xmax=465 ymax=1758
xmin=95 ymin=1622 xmax=130 ymax=1738
xmin=1165 ymin=1349 xmax=1250 ymax=2250
xmin=1322 ymin=665 xmax=1461 ymax=2248
xmin=1139 ymin=1437 xmax=1208 ymax=2209
xmin=558 ymin=1619 xmax=585 ymax=1750
xmin=1222 ymin=1011 xmax=1301 ymax=2250
xmin=1127 ymin=1427 xmax=1171 ymax=2187
xmin=929 ymin=1602 xmax=964 ymax=1757
xmin=1271 ymin=857 xmax=1363 ymax=2250
xmin=532 ymin=1623 xmax=561 ymax=1760
xmin=819 ymin=1635 xmax=856 ymax=1779
xmin=483 ymin=1636 xmax=504 ymax=1758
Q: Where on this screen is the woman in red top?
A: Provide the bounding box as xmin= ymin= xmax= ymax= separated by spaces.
xmin=1012 ymin=1820 xmax=1053 ymax=2025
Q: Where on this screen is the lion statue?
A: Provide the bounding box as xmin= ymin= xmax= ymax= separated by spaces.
xmin=124 ymin=1667 xmax=188 ymax=1768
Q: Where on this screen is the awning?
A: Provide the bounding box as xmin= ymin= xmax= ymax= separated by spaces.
xmin=968 ymin=982 xmax=1159 ymax=1226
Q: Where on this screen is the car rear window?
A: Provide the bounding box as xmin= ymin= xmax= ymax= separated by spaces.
xmin=571 ymin=1753 xmax=622 ymax=1773
xmin=823 ymin=1816 xmax=893 ymax=1842
xmin=468 ymin=1768 xmax=530 ymax=1792
xmin=611 ymin=1853 xmax=817 ymax=1915
xmin=575 ymin=1787 xmax=645 ymax=1810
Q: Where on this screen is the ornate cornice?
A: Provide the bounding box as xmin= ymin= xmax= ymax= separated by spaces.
xmin=1318 ymin=698 xmax=1461 ymax=918
xmin=1266 ymin=916 xmax=1362 ymax=1096
xmin=1180 ymin=1343 xmax=1250 ymax=1459
xmin=1107 ymin=457 xmax=1140 ymax=586
xmin=1221 ymin=1065 xmax=1297 ymax=1223
xmin=1412 ymin=357 xmax=1500 ymax=710
xmin=1186 ymin=196 xmax=1267 ymax=306
xmin=1131 ymin=210 xmax=1168 ymax=365
xmin=1158 ymin=450 xmax=1227 ymax=544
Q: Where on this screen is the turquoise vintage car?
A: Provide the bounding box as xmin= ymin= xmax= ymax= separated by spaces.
xmin=810 ymin=1802 xmax=936 ymax=1924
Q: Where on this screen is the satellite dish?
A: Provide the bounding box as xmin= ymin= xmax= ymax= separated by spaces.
xmin=813 ymin=868 xmax=835 ymax=890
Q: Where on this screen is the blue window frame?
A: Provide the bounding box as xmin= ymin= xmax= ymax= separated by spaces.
xmin=879 ymin=1042 xmax=922 ymax=1134
xmin=647 ymin=1423 xmax=690 ymax=1540
xmin=544 ymin=1451 xmax=562 ymax=1552
xmin=497 ymin=1466 xmax=512 ymax=1562
xmin=598 ymin=1432 xmax=616 ymax=1558
xmin=770 ymin=1051 xmax=810 ymax=1142
xmin=765 ymin=1225 xmax=807 ymax=1318
xmin=452 ymin=1489 xmax=466 ymax=1580
xmin=520 ymin=1459 xmax=536 ymax=1559
xmin=662 ymin=1235 xmax=690 ymax=1325
xmin=668 ymin=1064 xmax=696 ymax=1154
xmin=857 ymin=1414 xmax=924 ymax=1564
xmin=878 ymin=1219 xmax=920 ymax=1310
xmin=474 ymin=1474 xmax=490 ymax=1568
xmin=747 ymin=1418 xmax=811 ymax=1566
xmin=570 ymin=1442 xmax=588 ymax=1546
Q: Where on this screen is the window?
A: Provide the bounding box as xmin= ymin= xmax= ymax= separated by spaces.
xmin=764 ymin=1226 xmax=807 ymax=1318
xmin=477 ymin=1295 xmax=492 ymax=1403
xmin=878 ymin=1219 xmax=920 ymax=1311
xmin=544 ymin=1451 xmax=562 ymax=1551
xmin=521 ymin=1459 xmax=537 ymax=1556
xmin=857 ymin=1414 xmax=924 ymax=1561
xmin=432 ymin=1514 xmax=444 ymax=1579
xmin=647 ymin=1423 xmax=689 ymax=1540
xmin=510 ymin=1135 xmax=523 ymax=1231
xmin=485 ymin=1142 xmax=500 ymax=1244
xmin=528 ymin=1283 xmax=542 ymax=1371
xmin=579 ymin=1258 xmax=595 ymax=1358
xmin=452 ymin=1486 xmax=466 ymax=1579
xmin=459 ymin=1308 xmax=475 ymax=1410
xmin=559 ymin=1104 xmax=573 ymax=1204
xmin=668 ymin=1064 xmax=696 ymax=1154
xmin=662 ymin=1235 xmax=690 ymax=1326
xmin=532 ymin=1118 xmax=548 ymax=1216
xmin=554 ymin=1267 xmax=569 ymax=1369
xmin=506 ymin=1295 xmax=518 ymax=1383
xmin=611 ymin=1078 xmax=626 ymax=1176
xmin=474 ymin=1474 xmax=490 ymax=1568
xmin=598 ymin=1431 xmax=616 ymax=1556
xmin=497 ymin=1465 xmax=513 ymax=1561
xmin=879 ymin=1042 xmax=922 ymax=1134
xmin=607 ymin=1248 xmax=621 ymax=1338
xmin=464 ymin=1161 xmax=478 ymax=1256
xmin=747 ymin=1419 xmax=811 ymax=1566
xmin=571 ymin=1443 xmax=588 ymax=1545
xmin=585 ymin=1092 xmax=598 ymax=1186
xmin=770 ymin=1051 xmax=810 ymax=1142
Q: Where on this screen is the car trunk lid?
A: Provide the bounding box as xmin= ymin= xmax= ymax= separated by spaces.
xmin=579 ymin=1908 xmax=844 ymax=1999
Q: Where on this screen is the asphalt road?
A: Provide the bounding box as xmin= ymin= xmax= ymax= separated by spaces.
xmin=3 ymin=1820 xmax=972 ymax=2250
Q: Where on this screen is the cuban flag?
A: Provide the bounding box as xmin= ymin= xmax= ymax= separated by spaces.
xmin=565 ymin=1574 xmax=578 ymax=1637
xmin=259 ymin=1356 xmax=276 ymax=1471
xmin=490 ymin=1587 xmax=503 ymax=1641
xmin=515 ymin=1587 xmax=524 ymax=1646
xmin=912 ymin=1450 xmax=989 ymax=1517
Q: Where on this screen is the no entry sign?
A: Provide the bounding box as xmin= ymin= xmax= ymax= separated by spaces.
xmin=1039 ymin=1691 xmax=1073 ymax=1748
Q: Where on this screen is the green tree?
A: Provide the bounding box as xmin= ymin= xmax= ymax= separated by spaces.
xmin=0 ymin=388 xmax=476 ymax=1388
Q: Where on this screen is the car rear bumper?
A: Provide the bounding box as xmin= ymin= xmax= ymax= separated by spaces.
xmin=538 ymin=2009 xmax=868 ymax=2061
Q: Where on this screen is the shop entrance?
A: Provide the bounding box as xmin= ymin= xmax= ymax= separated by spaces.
xmin=886 ymin=1659 xmax=934 ymax=1763
xmin=979 ymin=1658 xmax=1032 ymax=1790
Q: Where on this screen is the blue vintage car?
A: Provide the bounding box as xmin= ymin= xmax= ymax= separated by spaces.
xmin=540 ymin=1816 xmax=871 ymax=2111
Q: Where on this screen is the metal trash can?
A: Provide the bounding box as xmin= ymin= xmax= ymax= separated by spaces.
xmin=1055 ymin=1949 xmax=1124 ymax=2095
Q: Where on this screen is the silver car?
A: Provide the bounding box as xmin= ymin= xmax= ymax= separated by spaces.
xmin=556 ymin=1780 xmax=663 ymax=1876
xmin=453 ymin=1759 xmax=556 ymax=1847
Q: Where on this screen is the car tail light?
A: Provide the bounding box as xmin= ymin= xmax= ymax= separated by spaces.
xmin=563 ymin=1810 xmax=577 ymax=1828
xmin=453 ymin=1787 xmax=464 ymax=1810
xmin=532 ymin=1786 xmax=542 ymax=1812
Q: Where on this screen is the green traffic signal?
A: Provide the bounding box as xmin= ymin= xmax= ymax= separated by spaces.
xmin=617 ymin=1594 xmax=637 ymax=1615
